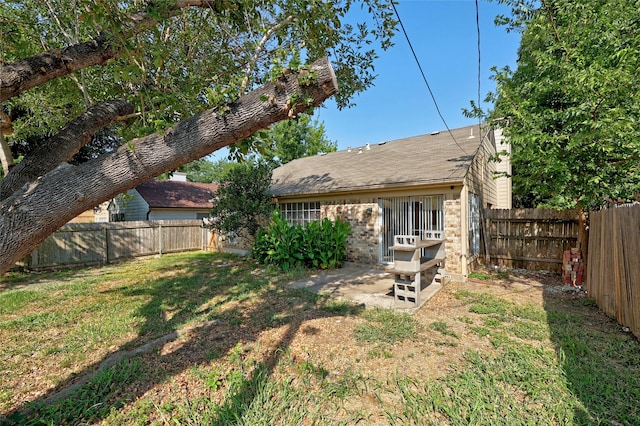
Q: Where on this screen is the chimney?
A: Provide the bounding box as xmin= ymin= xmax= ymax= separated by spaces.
xmin=171 ymin=172 xmax=188 ymax=181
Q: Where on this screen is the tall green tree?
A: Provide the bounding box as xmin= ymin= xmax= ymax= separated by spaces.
xmin=0 ymin=0 xmax=397 ymax=274
xmin=209 ymin=161 xmax=274 ymax=238
xmin=231 ymin=113 xmax=336 ymax=165
xmin=487 ymin=0 xmax=640 ymax=250
xmin=172 ymin=113 xmax=335 ymax=181
xmin=157 ymin=157 xmax=220 ymax=183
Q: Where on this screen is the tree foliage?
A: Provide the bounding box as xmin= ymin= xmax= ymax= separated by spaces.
xmin=1 ymin=0 xmax=396 ymax=145
xmin=209 ymin=161 xmax=274 ymax=238
xmin=0 ymin=0 xmax=397 ymax=273
xmin=171 ymin=113 xmax=336 ymax=182
xmin=157 ymin=158 xmax=220 ymax=183
xmin=230 ymin=113 xmax=336 ymax=165
xmin=487 ymin=0 xmax=640 ymax=209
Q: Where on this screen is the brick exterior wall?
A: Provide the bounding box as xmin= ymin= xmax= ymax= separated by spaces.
xmin=321 ymin=195 xmax=464 ymax=276
xmin=322 ymin=199 xmax=379 ymax=264
xmin=225 ymin=191 xmax=466 ymax=279
xmin=444 ymin=194 xmax=463 ymax=277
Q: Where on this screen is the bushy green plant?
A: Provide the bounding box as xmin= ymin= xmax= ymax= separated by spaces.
xmin=252 ymin=211 xmax=305 ymax=271
xmin=303 ymin=217 xmax=351 ymax=269
xmin=252 ymin=211 xmax=351 ymax=270
xmin=208 ymin=161 xmax=275 ymax=238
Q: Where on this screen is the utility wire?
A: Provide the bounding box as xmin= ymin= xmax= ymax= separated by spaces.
xmin=390 ymin=1 xmax=469 ymax=156
xmin=475 ymin=0 xmax=483 ymax=140
xmin=475 ymin=0 xmax=482 ymax=117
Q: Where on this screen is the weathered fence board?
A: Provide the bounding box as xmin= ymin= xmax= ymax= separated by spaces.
xmin=485 ymin=209 xmax=579 ymax=273
xmin=26 ymin=220 xmax=211 ymax=270
xmin=587 ymin=205 xmax=640 ymax=339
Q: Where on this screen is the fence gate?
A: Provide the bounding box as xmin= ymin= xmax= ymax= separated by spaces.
xmin=379 ymin=196 xmax=443 ymax=264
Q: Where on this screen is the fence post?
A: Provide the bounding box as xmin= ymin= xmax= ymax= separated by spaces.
xmin=30 ymin=248 xmax=38 ymax=269
xmin=103 ymin=227 xmax=109 ymax=265
xmin=23 ymin=220 xmax=202 ymax=269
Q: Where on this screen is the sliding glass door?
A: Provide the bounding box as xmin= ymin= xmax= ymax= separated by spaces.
xmin=379 ymin=195 xmax=444 ymax=264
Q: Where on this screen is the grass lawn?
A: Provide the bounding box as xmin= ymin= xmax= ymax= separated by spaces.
xmin=1 ymin=251 xmax=639 ymax=425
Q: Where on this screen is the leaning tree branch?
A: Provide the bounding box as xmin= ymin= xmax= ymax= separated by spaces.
xmin=0 ymin=57 xmax=338 ymax=274
xmin=0 ymin=99 xmax=134 ymax=201
xmin=609 ymin=152 xmax=640 ymax=167
xmin=0 ymin=0 xmax=223 ymax=103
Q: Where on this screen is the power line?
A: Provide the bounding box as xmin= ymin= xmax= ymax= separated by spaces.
xmin=390 ymin=1 xmax=469 ymax=156
xmin=475 ymin=0 xmax=482 ymax=117
xmin=475 ymin=0 xmax=483 ymax=141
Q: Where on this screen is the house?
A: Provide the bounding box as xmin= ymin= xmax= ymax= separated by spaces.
xmin=67 ymin=202 xmax=110 ymax=223
xmin=108 ymin=172 xmax=218 ymax=221
xmin=270 ymin=124 xmax=511 ymax=280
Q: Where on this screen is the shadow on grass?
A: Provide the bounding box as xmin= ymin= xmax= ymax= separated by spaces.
xmin=1 ymin=252 xmax=364 ymax=424
xmin=0 ymin=264 xmax=110 ymax=291
xmin=543 ymin=287 xmax=640 ymax=424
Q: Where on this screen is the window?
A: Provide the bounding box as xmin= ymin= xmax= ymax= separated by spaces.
xmin=468 ymin=193 xmax=481 ymax=257
xmin=110 ymin=213 xmax=125 ymax=222
xmin=280 ymin=202 xmax=321 ymax=225
xmin=224 ymin=232 xmax=238 ymax=245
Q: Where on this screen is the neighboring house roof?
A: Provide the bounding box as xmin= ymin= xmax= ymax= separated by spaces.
xmin=271 ymin=124 xmax=490 ymax=197
xmin=135 ymin=180 xmax=218 ymax=209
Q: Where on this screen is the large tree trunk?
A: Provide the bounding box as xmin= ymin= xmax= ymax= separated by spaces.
xmin=0 ymin=99 xmax=135 ymax=200
xmin=576 ymin=204 xmax=589 ymax=267
xmin=0 ymin=57 xmax=338 ymax=274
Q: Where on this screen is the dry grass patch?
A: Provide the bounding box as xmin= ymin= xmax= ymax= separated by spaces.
xmin=2 ymin=256 xmax=639 ymax=425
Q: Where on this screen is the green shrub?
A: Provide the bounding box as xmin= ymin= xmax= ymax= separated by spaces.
xmin=252 ymin=211 xmax=305 ymax=271
xmin=252 ymin=211 xmax=351 ymax=270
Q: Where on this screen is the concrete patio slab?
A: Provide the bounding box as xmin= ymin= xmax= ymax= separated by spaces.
xmin=289 ymin=264 xmax=443 ymax=313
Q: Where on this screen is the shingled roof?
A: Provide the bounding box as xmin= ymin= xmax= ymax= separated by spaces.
xmin=271 ymin=124 xmax=489 ymax=197
xmin=135 ymin=180 xmax=218 ymax=209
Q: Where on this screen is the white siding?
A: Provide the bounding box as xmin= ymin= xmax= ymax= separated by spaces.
xmin=125 ymin=190 xmax=150 ymax=221
xmin=465 ymin=128 xmax=498 ymax=207
xmin=494 ymin=128 xmax=512 ymax=209
xmin=109 ymin=189 xmax=149 ymax=221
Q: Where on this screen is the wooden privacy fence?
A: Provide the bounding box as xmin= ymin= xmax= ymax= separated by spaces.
xmin=23 ymin=220 xmax=214 ymax=270
xmin=484 ymin=209 xmax=579 ymax=273
xmin=587 ymin=205 xmax=640 ymax=339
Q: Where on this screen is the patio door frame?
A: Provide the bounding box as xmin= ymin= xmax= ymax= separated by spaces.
xmin=378 ymin=195 xmax=444 ymax=264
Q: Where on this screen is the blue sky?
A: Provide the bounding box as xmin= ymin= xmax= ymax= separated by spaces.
xmin=212 ymin=0 xmax=521 ymax=159
xmin=317 ymin=0 xmax=521 ymax=150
